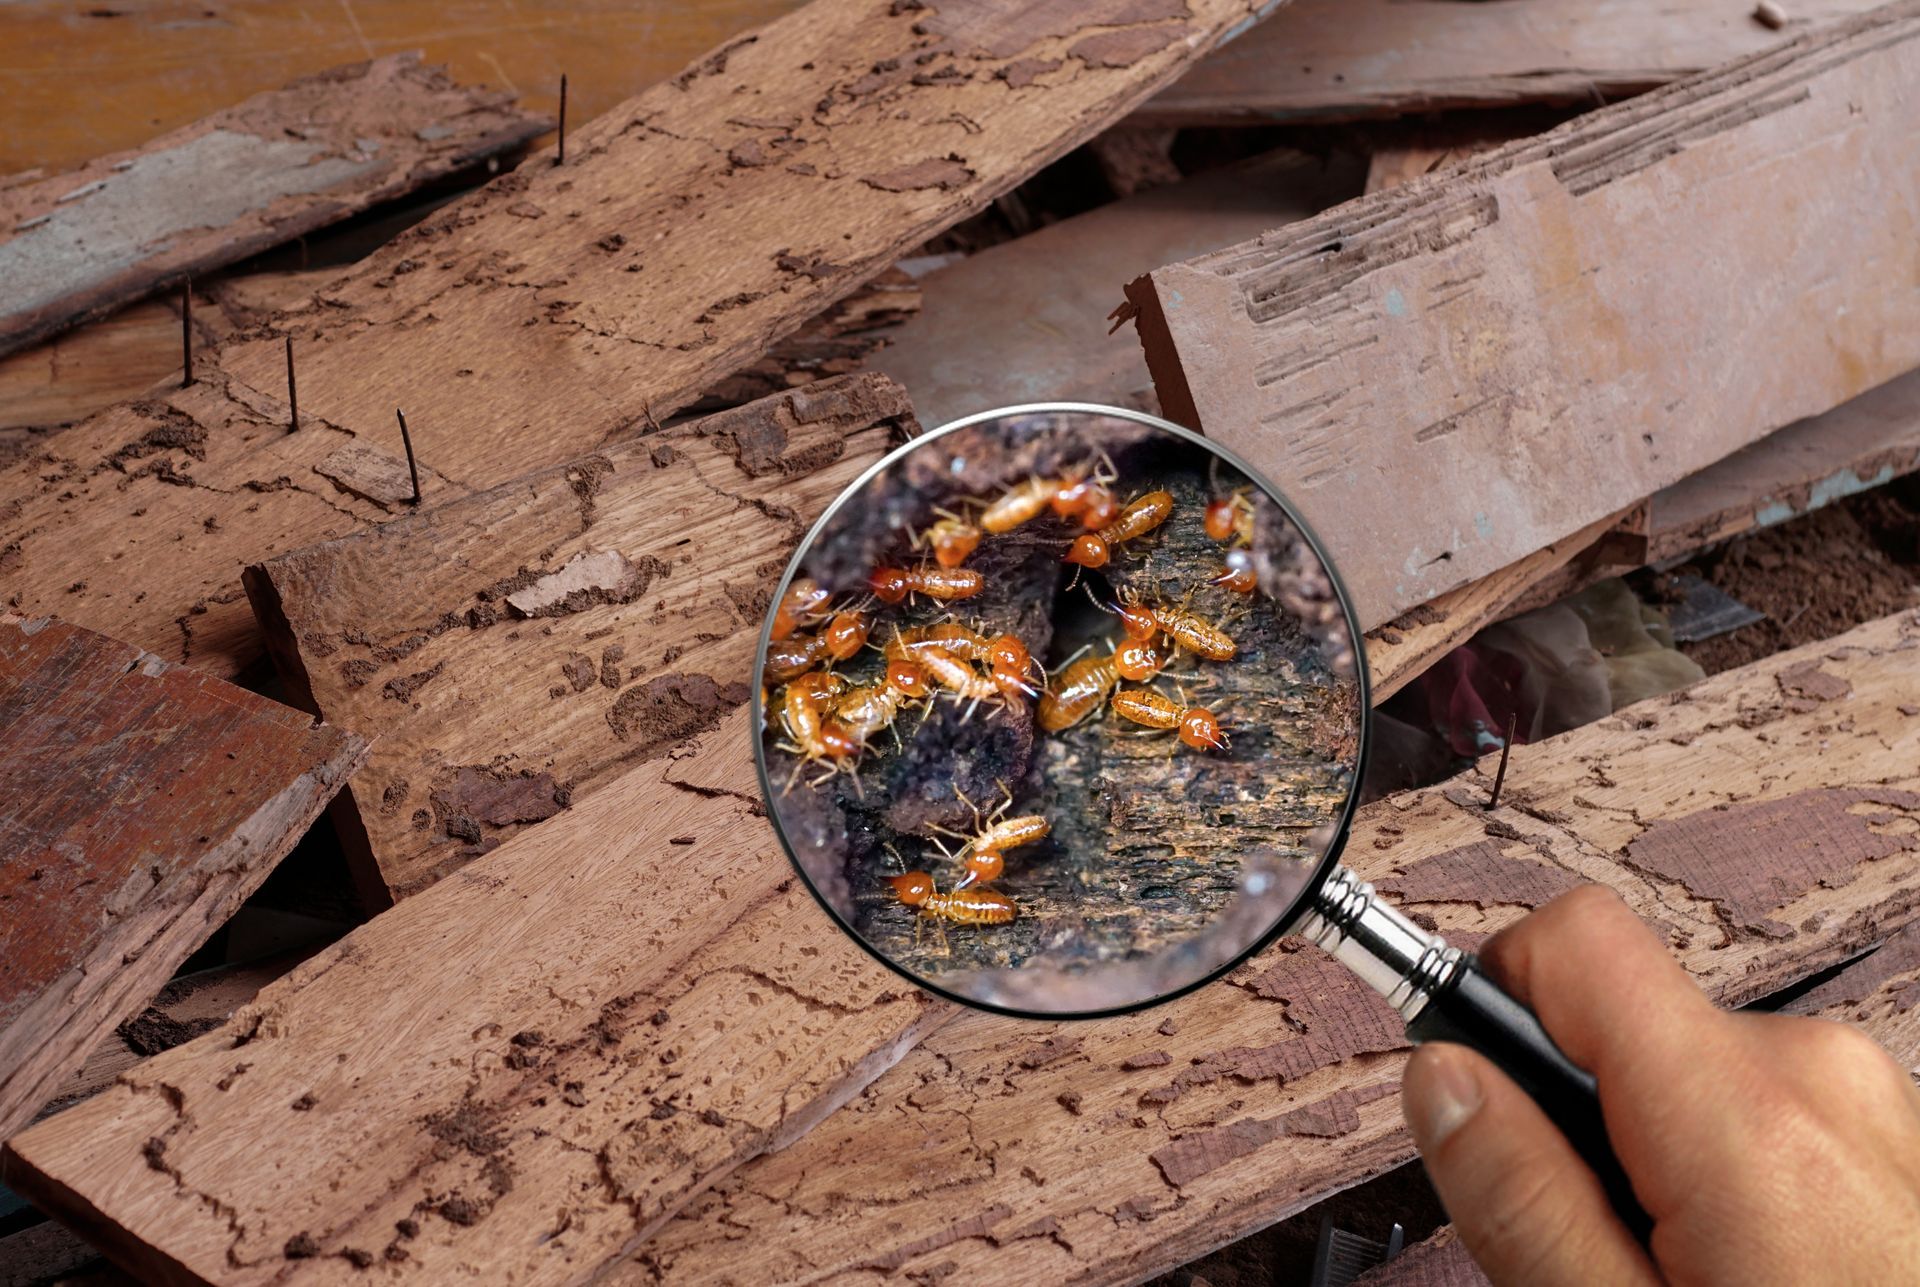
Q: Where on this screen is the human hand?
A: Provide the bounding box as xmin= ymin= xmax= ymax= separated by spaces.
xmin=1401 ymin=885 xmax=1920 ymax=1285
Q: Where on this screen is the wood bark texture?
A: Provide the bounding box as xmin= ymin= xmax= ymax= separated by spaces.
xmin=0 ymin=54 xmax=546 ymax=359
xmin=0 ymin=0 xmax=1286 ymax=680
xmin=244 ymin=373 xmax=915 ymax=903
xmin=1126 ymin=4 xmax=1920 ymax=628
xmin=0 ymin=614 xmax=367 ymax=1141
xmin=633 ymin=608 xmax=1920 ymax=1283
xmin=1135 ymin=0 xmax=1885 ymax=125
xmin=1 ymin=709 xmax=951 ymax=1285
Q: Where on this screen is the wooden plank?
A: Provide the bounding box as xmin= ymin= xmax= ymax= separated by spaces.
xmin=0 ymin=615 xmax=367 ymax=1141
xmin=1136 ymin=0 xmax=1884 ymax=125
xmin=1 ymin=709 xmax=949 ymax=1286
xmin=0 ymin=54 xmax=547 ymax=359
xmin=873 ymin=148 xmax=1363 ymax=428
xmin=243 ymin=372 xmax=914 ymax=903
xmin=1124 ymin=5 xmax=1920 ymax=629
xmin=1 ymin=0 xmax=1288 ymax=681
xmin=636 ymin=609 xmax=1920 ymax=1283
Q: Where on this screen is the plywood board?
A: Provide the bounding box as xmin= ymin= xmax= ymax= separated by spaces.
xmin=244 ymin=373 xmax=913 ymax=902
xmin=0 ymin=615 xmax=367 ymax=1140
xmin=0 ymin=54 xmax=547 ymax=358
xmin=1126 ymin=5 xmax=1920 ymax=627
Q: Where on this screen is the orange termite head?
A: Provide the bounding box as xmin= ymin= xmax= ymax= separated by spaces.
xmin=988 ymin=633 xmax=1030 ymax=676
xmin=819 ymin=719 xmax=861 ymax=758
xmin=886 ymin=657 xmax=930 ymax=698
xmin=888 ymin=871 xmax=936 ymax=906
xmin=869 ymin=566 xmax=911 ymax=604
xmin=955 ymin=850 xmax=1005 ymax=890
xmin=1114 ymin=638 xmax=1166 ymax=682
xmin=824 ymin=610 xmax=870 ymax=660
xmin=1064 ymin=533 xmax=1110 ymax=568
xmin=1209 ymin=565 xmax=1258 ymax=594
xmin=1101 ymin=595 xmax=1157 ymax=640
xmin=789 ymin=671 xmax=836 ymax=700
xmin=1204 ymin=498 xmax=1237 ymax=542
xmin=1081 ymin=488 xmax=1121 ymax=529
xmin=932 ymin=521 xmax=982 ymax=569
xmin=1050 ymin=473 xmax=1094 ymax=519
xmin=1178 ymin=707 xmax=1228 ymax=752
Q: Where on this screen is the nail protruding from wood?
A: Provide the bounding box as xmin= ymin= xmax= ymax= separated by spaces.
xmin=1753 ymin=0 xmax=1788 ymax=28
xmin=180 ymin=278 xmax=194 ymax=388
xmin=285 ymin=335 xmax=298 ymax=432
xmin=396 ymin=409 xmax=421 ymax=505
xmin=1487 ymin=711 xmax=1518 ymax=810
xmin=557 ymin=74 xmax=568 ymax=165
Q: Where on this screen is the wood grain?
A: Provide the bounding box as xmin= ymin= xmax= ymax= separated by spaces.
xmin=1126 ymin=4 xmax=1920 ymax=628
xmin=1 ymin=710 xmax=948 ymax=1286
xmin=1 ymin=0 xmax=1286 ymax=680
xmin=244 ymin=373 xmax=914 ymax=903
xmin=0 ymin=54 xmax=546 ymax=359
xmin=1135 ymin=0 xmax=1886 ymax=125
xmin=0 ymin=614 xmax=367 ymax=1141
xmin=635 ymin=609 xmax=1920 ymax=1283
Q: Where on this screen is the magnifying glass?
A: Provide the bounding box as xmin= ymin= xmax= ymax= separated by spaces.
xmin=752 ymin=403 xmax=1650 ymax=1239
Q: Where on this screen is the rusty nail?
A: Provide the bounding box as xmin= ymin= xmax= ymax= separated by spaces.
xmin=557 ymin=74 xmax=568 ymax=165
xmin=284 ymin=335 xmax=298 ymax=431
xmin=1486 ymin=711 xmax=1518 ymax=810
xmin=396 ymin=409 xmax=421 ymax=505
xmin=180 ymin=278 xmax=194 ymax=388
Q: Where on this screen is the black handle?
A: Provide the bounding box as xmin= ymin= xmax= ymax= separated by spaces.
xmin=1406 ymin=955 xmax=1653 ymax=1243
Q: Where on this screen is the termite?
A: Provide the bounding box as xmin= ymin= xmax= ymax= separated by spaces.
xmin=911 ymin=510 xmax=984 ymax=569
xmin=1209 ymin=549 xmax=1258 ymax=595
xmin=869 ymin=564 xmax=984 ymax=605
xmin=1036 ymin=648 xmax=1119 ymax=731
xmin=1110 ymin=686 xmax=1230 ymax=751
xmin=764 ymin=631 xmax=831 ymax=682
xmin=933 ymin=785 xmax=1050 ymax=889
xmin=776 ymin=672 xmax=859 ymax=789
xmin=771 ymin=578 xmax=832 ymax=640
xmin=1062 ymin=489 xmax=1174 ymax=569
xmin=1049 ymin=453 xmax=1118 ymax=521
xmin=1115 ymin=586 xmax=1237 ymax=662
xmin=887 ymin=870 xmax=1018 ymax=926
xmin=1113 ymin=636 xmax=1170 ymax=682
xmin=1204 ymin=489 xmax=1255 ymax=547
xmin=822 ymin=609 xmax=871 ymax=661
xmin=979 ymin=477 xmax=1054 ymax=534
xmin=986 ymin=632 xmax=1042 ymax=699
xmin=833 ymin=680 xmax=914 ymax=748
xmin=915 ymin=646 xmax=1006 ymax=712
xmin=890 ymin=625 xmax=1039 ymax=701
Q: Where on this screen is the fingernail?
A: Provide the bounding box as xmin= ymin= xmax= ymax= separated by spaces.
xmin=1408 ymin=1046 xmax=1484 ymax=1146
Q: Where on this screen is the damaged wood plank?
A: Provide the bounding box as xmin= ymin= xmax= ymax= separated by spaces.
xmin=1135 ymin=0 xmax=1885 ymax=125
xmin=244 ymin=373 xmax=914 ymax=903
xmin=874 ymin=148 xmax=1363 ymax=428
xmin=0 ymin=615 xmax=367 ymax=1141
xmin=1 ymin=0 xmax=1285 ymax=680
xmin=1 ymin=710 xmax=949 ymax=1286
xmin=637 ymin=609 xmax=1920 ymax=1283
xmin=0 ymin=54 xmax=547 ymax=359
xmin=1126 ymin=5 xmax=1920 ymax=628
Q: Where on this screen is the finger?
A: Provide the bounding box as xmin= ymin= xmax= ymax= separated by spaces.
xmin=1404 ymin=1041 xmax=1659 ymax=1287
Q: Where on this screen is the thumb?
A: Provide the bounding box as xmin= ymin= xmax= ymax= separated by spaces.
xmin=1403 ymin=1042 xmax=1658 ymax=1286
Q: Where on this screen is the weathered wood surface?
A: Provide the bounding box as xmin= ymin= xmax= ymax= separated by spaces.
xmin=245 ymin=373 xmax=913 ymax=903
xmin=874 ymin=149 xmax=1362 ymax=428
xmin=1136 ymin=0 xmax=1885 ymax=125
xmin=636 ymin=609 xmax=1920 ymax=1283
xmin=1 ymin=0 xmax=1287 ymax=681
xmin=1352 ymin=916 xmax=1920 ymax=1287
xmin=1 ymin=709 xmax=949 ymax=1286
xmin=1126 ymin=5 xmax=1920 ymax=629
xmin=0 ymin=54 xmax=546 ymax=359
xmin=0 ymin=615 xmax=367 ymax=1141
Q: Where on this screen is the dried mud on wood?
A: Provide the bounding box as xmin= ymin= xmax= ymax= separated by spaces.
xmin=0 ymin=54 xmax=546 ymax=358
xmin=0 ymin=0 xmax=1279 ymax=679
xmin=640 ymin=609 xmax=1920 ymax=1284
xmin=766 ymin=408 xmax=1361 ymax=1014
xmin=0 ymin=614 xmax=366 ymax=1139
xmin=246 ymin=374 xmax=914 ymax=902
xmin=1127 ymin=3 xmax=1920 ymax=627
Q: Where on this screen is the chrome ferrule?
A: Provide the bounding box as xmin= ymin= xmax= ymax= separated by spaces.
xmin=1298 ymin=864 xmax=1464 ymax=1021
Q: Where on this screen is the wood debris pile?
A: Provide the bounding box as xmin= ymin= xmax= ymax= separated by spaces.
xmin=2 ymin=2 xmax=1918 ymax=1282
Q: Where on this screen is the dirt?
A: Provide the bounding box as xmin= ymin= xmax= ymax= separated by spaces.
xmin=1648 ymin=494 xmax=1920 ymax=674
xmin=116 ymin=1006 xmax=221 ymax=1056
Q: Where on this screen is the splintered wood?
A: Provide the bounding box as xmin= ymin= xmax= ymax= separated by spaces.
xmin=632 ymin=610 xmax=1920 ymax=1283
xmin=1136 ymin=0 xmax=1884 ymax=124
xmin=0 ymin=55 xmax=546 ymax=358
xmin=1126 ymin=4 xmax=1920 ymax=627
xmin=2 ymin=710 xmax=950 ymax=1285
xmin=1 ymin=0 xmax=1284 ymax=679
xmin=0 ymin=615 xmax=367 ymax=1141
xmin=245 ymin=374 xmax=914 ymax=902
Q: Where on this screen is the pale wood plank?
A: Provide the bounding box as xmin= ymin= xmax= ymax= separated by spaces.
xmin=1126 ymin=4 xmax=1920 ymax=627
xmin=0 ymin=615 xmax=367 ymax=1140
xmin=636 ymin=609 xmax=1920 ymax=1283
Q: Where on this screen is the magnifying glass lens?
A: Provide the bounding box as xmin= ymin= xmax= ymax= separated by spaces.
xmin=755 ymin=407 xmax=1365 ymax=1017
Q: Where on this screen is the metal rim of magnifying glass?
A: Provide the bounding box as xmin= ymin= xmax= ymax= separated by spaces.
xmin=750 ymin=402 xmax=1375 ymax=1021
